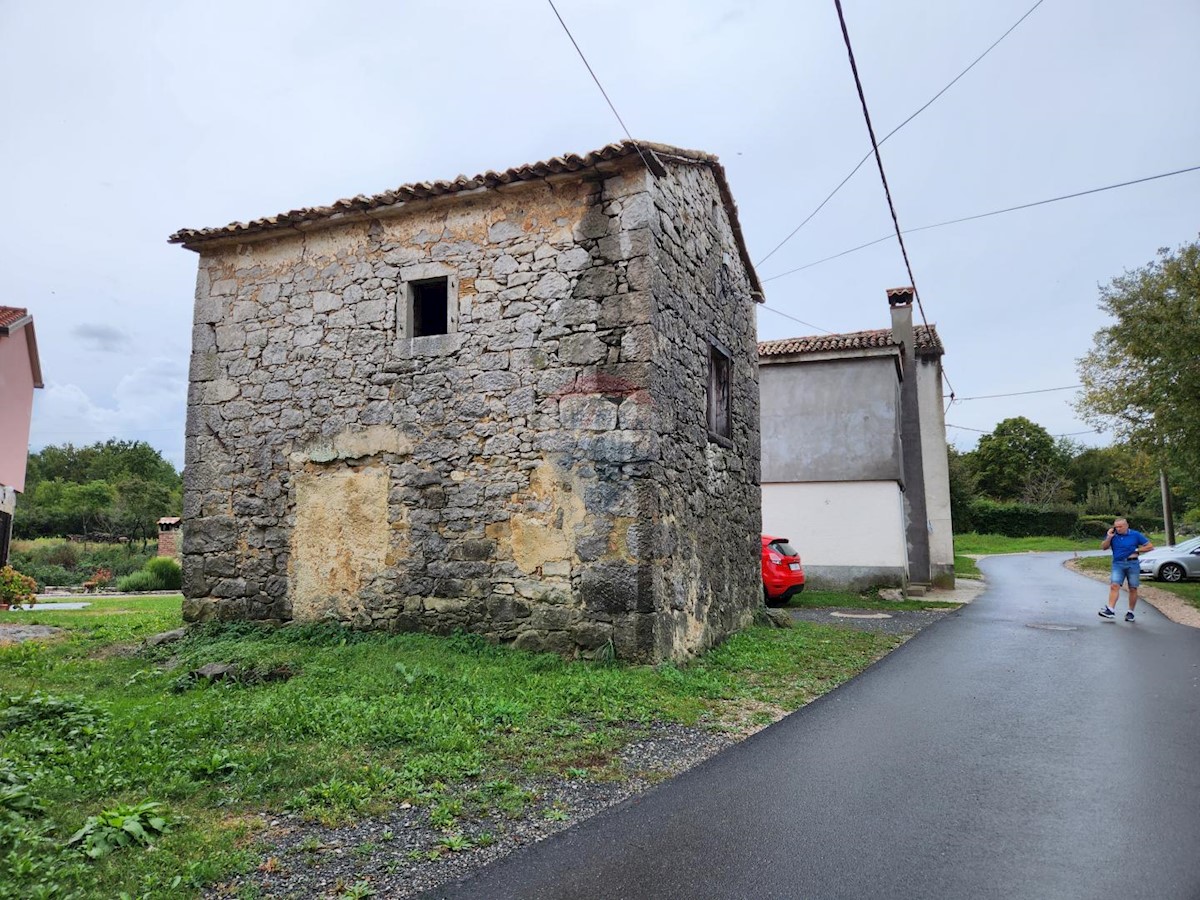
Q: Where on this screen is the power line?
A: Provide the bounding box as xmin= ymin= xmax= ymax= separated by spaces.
xmin=762 ymin=163 xmax=1200 ymax=283
xmin=756 ymin=0 xmax=1047 ymax=268
xmin=758 ymin=303 xmax=835 ymax=335
xmin=546 ymin=0 xmax=654 ymax=174
xmin=950 ymin=384 xmax=1082 ymax=401
xmin=947 ymin=422 xmax=1100 ymax=438
xmin=834 ymin=0 xmax=955 ymax=404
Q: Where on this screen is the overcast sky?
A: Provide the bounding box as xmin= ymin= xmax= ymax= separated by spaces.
xmin=3 ymin=0 xmax=1197 ymax=471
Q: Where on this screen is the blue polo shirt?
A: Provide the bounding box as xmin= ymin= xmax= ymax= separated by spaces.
xmin=1110 ymin=530 xmax=1148 ymax=562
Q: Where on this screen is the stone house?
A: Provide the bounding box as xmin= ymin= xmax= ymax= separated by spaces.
xmin=0 ymin=306 xmax=43 ymax=566
xmin=170 ymin=141 xmax=764 ymax=662
xmin=758 ymin=289 xmax=954 ymax=591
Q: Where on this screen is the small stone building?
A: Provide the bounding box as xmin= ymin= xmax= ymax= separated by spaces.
xmin=170 ymin=141 xmax=763 ymax=662
xmin=758 ymin=289 xmax=954 ymax=591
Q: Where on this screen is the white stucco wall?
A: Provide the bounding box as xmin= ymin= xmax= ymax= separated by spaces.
xmin=916 ymin=357 xmax=954 ymax=577
xmin=762 ymin=481 xmax=908 ymax=570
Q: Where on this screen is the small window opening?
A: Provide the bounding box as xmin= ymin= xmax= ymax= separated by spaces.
xmin=707 ymin=343 xmax=731 ymax=441
xmin=411 ymin=278 xmax=449 ymax=337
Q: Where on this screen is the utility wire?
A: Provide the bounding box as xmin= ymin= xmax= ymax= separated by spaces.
xmin=948 ymin=422 xmax=1099 ymax=438
xmin=763 ymin=163 xmax=1200 ymax=283
xmin=756 ymin=0 xmax=1047 ymax=267
xmin=547 ymin=0 xmax=654 ymax=174
xmin=833 ymin=0 xmax=956 ymax=401
xmin=758 ymin=303 xmax=836 ymax=335
xmin=950 ymin=384 xmax=1082 ymax=401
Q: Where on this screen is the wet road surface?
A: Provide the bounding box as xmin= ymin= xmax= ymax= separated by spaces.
xmin=422 ymin=553 xmax=1200 ymax=899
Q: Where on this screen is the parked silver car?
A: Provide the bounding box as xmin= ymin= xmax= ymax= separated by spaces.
xmin=1138 ymin=536 xmax=1200 ymax=583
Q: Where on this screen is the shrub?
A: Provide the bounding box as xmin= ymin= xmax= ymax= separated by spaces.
xmin=116 ymin=570 xmax=160 ymax=593
xmin=143 ymin=557 xmax=182 ymax=590
xmin=0 ymin=567 xmax=37 ymax=607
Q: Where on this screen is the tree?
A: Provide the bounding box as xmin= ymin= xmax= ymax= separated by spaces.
xmin=1076 ymin=237 xmax=1200 ymax=496
xmin=971 ymin=416 xmax=1065 ymax=501
xmin=14 ymin=441 xmax=182 ymax=540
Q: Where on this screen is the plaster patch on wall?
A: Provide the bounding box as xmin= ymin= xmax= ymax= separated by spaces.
xmin=509 ymin=459 xmax=587 ymax=575
xmin=290 ymin=465 xmax=389 ymax=621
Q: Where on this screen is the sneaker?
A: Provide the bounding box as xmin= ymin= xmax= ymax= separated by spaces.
xmin=1099 ymin=607 xmax=1116 ymax=619
xmin=1125 ymin=611 xmax=1135 ymax=622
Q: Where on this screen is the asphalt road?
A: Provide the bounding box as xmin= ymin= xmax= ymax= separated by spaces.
xmin=422 ymin=553 xmax=1200 ymax=900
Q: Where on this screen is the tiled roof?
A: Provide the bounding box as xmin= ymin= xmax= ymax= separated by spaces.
xmin=0 ymin=306 xmax=29 ymax=331
xmin=168 ymin=140 xmax=763 ymax=299
xmin=758 ymin=324 xmax=943 ymax=357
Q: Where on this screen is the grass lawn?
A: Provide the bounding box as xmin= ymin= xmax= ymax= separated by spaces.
xmin=1074 ymin=556 xmax=1200 ymax=612
xmin=0 ymin=595 xmax=902 ymax=898
xmin=953 ymin=532 xmax=1100 ymax=555
xmin=786 ymin=590 xmax=960 ymax=612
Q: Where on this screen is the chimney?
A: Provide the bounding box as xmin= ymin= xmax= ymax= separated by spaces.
xmin=887 ymin=286 xmax=915 ymax=359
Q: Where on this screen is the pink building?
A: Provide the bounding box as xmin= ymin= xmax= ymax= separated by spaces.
xmin=0 ymin=306 xmax=43 ymax=564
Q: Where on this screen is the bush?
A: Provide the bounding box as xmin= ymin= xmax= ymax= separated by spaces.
xmin=966 ymin=500 xmax=1078 ymax=537
xmin=116 ymin=570 xmax=160 ymax=593
xmin=143 ymin=557 xmax=182 ymax=590
xmin=1073 ymin=517 xmax=1114 ymax=540
xmin=0 ymin=566 xmax=38 ymax=607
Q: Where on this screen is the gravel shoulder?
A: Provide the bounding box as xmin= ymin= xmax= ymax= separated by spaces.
xmin=1063 ymin=558 xmax=1200 ymax=628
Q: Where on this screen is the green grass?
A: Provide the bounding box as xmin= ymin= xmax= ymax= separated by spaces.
xmin=786 ymin=590 xmax=960 ymax=612
xmin=0 ymin=596 xmax=901 ymax=898
xmin=953 ymin=532 xmax=1100 ymax=555
xmin=955 ymin=555 xmax=982 ymax=579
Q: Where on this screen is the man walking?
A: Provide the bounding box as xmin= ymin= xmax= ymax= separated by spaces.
xmin=1099 ymin=518 xmax=1154 ymax=621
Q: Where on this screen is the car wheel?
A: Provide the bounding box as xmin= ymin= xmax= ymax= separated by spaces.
xmin=1159 ymin=562 xmax=1186 ymax=583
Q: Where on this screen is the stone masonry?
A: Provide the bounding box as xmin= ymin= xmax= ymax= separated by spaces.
xmin=171 ymin=141 xmax=763 ymax=663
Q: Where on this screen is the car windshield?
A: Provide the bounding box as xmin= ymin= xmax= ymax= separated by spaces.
xmin=769 ymin=540 xmax=799 ymax=557
xmin=1166 ymin=536 xmax=1200 ymax=553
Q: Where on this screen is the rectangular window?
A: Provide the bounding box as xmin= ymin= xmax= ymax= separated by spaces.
xmin=410 ymin=278 xmax=449 ymax=337
xmin=707 ymin=342 xmax=731 ymax=442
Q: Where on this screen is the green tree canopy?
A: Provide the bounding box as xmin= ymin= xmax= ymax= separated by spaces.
xmin=1076 ymin=237 xmax=1200 ymax=493
xmin=971 ymin=416 xmax=1066 ymax=501
xmin=15 ymin=441 xmax=181 ymax=542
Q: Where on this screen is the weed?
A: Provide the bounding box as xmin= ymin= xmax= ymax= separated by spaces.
xmin=543 ymin=807 xmax=569 ymax=822
xmin=67 ymin=800 xmax=171 ymax=859
xmin=353 ymin=841 xmax=377 ymax=858
xmin=342 ymin=879 xmax=376 ymax=898
xmin=438 ymin=833 xmax=471 ymax=852
xmin=476 ymin=831 xmax=496 ymax=848
xmin=429 ymin=798 xmax=462 ymax=830
xmin=297 ymin=835 xmax=323 ymax=854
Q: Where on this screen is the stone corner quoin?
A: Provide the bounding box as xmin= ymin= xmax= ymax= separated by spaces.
xmin=176 ymin=146 xmax=762 ymax=663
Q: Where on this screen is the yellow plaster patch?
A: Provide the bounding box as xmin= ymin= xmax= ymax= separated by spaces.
xmin=290 ymin=465 xmax=389 ymax=621
xmin=508 ymin=459 xmax=587 ymax=575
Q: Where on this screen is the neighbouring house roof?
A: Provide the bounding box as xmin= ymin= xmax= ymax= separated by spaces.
xmin=758 ymin=325 xmax=944 ymax=360
xmin=0 ymin=305 xmax=44 ymax=388
xmin=158 ymin=517 xmax=182 ymax=527
xmin=168 ymin=140 xmax=763 ymax=300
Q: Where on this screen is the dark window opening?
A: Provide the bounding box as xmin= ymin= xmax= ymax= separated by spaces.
xmin=707 ymin=343 xmax=731 ymax=441
xmin=412 ymin=278 xmax=449 ymax=337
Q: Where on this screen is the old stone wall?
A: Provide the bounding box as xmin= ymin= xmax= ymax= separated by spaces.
xmin=182 ymin=155 xmax=759 ymax=661
xmin=644 ymin=163 xmax=761 ymax=658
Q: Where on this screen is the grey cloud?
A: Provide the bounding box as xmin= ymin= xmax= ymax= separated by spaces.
xmin=71 ymin=324 xmax=131 ymax=353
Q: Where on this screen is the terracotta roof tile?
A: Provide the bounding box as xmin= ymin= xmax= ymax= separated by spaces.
xmin=168 ymin=141 xmax=763 ymax=300
xmin=0 ymin=306 xmax=29 ymax=331
xmin=758 ymin=324 xmax=943 ymax=357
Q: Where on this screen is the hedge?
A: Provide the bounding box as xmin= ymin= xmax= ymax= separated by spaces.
xmin=964 ymin=500 xmax=1078 ymax=537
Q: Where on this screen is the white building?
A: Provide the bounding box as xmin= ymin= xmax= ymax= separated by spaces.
xmin=758 ymin=289 xmax=953 ymax=591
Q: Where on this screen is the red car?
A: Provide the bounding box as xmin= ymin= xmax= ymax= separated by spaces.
xmin=761 ymin=534 xmax=805 ymax=606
